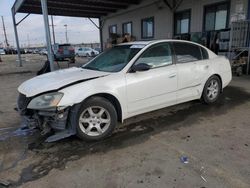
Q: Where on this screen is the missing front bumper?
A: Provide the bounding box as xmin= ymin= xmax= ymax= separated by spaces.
xmin=20 ymin=108 xmax=76 ymax=142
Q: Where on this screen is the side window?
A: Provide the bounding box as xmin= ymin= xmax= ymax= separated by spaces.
xmin=200 ymin=47 xmax=209 ymax=60
xmin=173 ymin=42 xmax=202 ymax=63
xmin=135 ymin=43 xmax=172 ymax=68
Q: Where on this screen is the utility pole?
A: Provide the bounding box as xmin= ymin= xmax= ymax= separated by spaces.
xmin=50 ymin=15 xmax=56 ymax=45
xmin=64 ymin=24 xmax=68 ymax=43
xmin=1 ymin=16 xmax=9 ymax=48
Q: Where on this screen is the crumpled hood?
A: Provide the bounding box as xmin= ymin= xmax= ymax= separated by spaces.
xmin=18 ymin=67 xmax=108 ymax=97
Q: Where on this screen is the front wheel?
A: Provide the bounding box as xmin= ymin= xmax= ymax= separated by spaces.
xmin=69 ymin=97 xmax=118 ymax=141
xmin=202 ymin=75 xmax=221 ymax=104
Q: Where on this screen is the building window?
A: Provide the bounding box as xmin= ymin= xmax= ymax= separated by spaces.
xmin=204 ymin=2 xmax=229 ymax=31
xmin=109 ymin=25 xmax=117 ymax=36
xmin=141 ymin=17 xmax=154 ymax=39
xmin=122 ymin=22 xmax=132 ymax=35
xmin=174 ymin=10 xmax=191 ymax=35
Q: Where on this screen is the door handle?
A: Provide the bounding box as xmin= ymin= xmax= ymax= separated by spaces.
xmin=168 ymin=73 xmax=177 ymax=78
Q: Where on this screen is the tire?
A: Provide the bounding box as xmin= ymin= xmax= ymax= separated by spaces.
xmin=70 ymin=57 xmax=75 ymax=64
xmin=201 ymin=75 xmax=221 ymax=104
xmin=69 ymin=96 xmax=118 ymax=141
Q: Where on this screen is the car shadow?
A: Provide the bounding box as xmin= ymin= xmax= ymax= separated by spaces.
xmin=4 ymin=86 xmax=250 ymax=186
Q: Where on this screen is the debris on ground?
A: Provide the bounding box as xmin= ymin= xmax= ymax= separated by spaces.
xmin=0 ymin=180 xmax=11 ymax=187
xmin=180 ymin=156 xmax=189 ymax=164
xmin=200 ymin=166 xmax=207 ymax=182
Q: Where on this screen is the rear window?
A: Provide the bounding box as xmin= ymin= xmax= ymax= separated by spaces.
xmin=59 ymin=44 xmax=70 ymax=47
xmin=173 ymin=42 xmax=202 ymax=63
xmin=59 ymin=44 xmax=71 ymax=49
xmin=201 ymin=47 xmax=209 ymax=60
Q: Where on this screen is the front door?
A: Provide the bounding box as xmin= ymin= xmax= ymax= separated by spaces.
xmin=126 ymin=43 xmax=177 ymax=116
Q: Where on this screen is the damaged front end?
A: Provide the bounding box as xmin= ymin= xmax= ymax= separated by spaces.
xmin=17 ymin=93 xmax=76 ymax=142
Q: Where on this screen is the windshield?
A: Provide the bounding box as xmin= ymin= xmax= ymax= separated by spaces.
xmin=82 ymin=45 xmax=143 ymax=72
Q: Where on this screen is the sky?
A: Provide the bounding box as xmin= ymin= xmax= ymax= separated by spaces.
xmin=0 ymin=0 xmax=100 ymax=48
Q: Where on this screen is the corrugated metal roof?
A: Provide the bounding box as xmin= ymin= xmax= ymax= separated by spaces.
xmin=13 ymin=0 xmax=141 ymax=18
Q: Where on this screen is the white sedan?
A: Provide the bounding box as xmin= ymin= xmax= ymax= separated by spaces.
xmin=75 ymin=47 xmax=99 ymax=57
xmin=17 ymin=40 xmax=232 ymax=142
xmin=0 ymin=48 xmax=6 ymax=55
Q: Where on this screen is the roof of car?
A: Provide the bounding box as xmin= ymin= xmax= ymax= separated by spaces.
xmin=118 ymin=41 xmax=153 ymax=46
xmin=117 ymin=39 xmax=217 ymax=58
xmin=117 ymin=39 xmax=203 ymax=46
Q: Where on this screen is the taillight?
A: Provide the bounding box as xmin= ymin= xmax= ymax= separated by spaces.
xmin=58 ymin=48 xmax=63 ymax=54
xmin=69 ymin=47 xmax=74 ymax=52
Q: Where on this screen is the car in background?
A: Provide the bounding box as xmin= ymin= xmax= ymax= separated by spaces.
xmin=17 ymin=40 xmax=232 ymax=142
xmin=53 ymin=43 xmax=75 ymax=62
xmin=0 ymin=48 xmax=6 ymax=55
xmin=20 ymin=48 xmax=26 ymax=54
xmin=94 ymin=47 xmax=101 ymax=53
xmin=32 ymin=49 xmax=39 ymax=54
xmin=39 ymin=49 xmax=48 ymax=55
xmin=24 ymin=49 xmax=33 ymax=54
xmin=75 ymin=47 xmax=99 ymax=57
xmin=5 ymin=48 xmax=17 ymax=54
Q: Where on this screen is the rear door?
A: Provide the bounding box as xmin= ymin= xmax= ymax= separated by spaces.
xmin=195 ymin=47 xmax=211 ymax=82
xmin=173 ymin=42 xmax=203 ymax=102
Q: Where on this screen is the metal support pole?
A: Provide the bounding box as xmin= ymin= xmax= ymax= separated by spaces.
xmin=11 ymin=8 xmax=22 ymax=67
xmin=248 ymin=23 xmax=250 ymax=75
xmin=248 ymin=46 xmax=250 ymax=75
xmin=51 ymin=15 xmax=56 ymax=45
xmin=99 ymin=18 xmax=103 ymax=52
xmin=41 ymin=0 xmax=54 ymax=71
xmin=16 ymin=13 xmax=30 ymax=26
xmin=248 ymin=0 xmax=250 ymax=20
xmin=88 ymin=18 xmax=99 ymax=29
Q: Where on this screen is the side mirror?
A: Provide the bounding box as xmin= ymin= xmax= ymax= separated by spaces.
xmin=130 ymin=63 xmax=151 ymax=73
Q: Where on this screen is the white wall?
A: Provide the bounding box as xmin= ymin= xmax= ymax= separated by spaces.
xmin=101 ymin=0 xmax=173 ymax=47
xmin=101 ymin=0 xmax=248 ymax=47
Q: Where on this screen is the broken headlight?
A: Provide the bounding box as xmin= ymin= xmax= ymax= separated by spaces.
xmin=27 ymin=92 xmax=64 ymax=110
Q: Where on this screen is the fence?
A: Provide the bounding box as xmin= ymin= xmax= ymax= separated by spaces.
xmin=230 ymin=20 xmax=250 ymax=74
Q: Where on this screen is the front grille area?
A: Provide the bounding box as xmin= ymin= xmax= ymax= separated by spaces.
xmin=17 ymin=93 xmax=31 ymax=112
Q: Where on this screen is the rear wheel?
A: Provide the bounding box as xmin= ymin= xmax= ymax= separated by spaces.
xmin=70 ymin=97 xmax=117 ymax=141
xmin=70 ymin=57 xmax=75 ymax=63
xmin=202 ymin=75 xmax=221 ymax=104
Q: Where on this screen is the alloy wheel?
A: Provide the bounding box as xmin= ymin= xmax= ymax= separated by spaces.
xmin=79 ymin=106 xmax=111 ymax=136
xmin=206 ymin=79 xmax=219 ymax=100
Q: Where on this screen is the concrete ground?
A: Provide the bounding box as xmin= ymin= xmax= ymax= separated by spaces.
xmin=0 ymin=54 xmax=249 ymax=188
